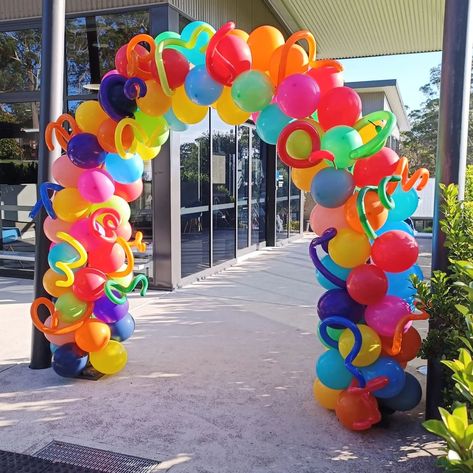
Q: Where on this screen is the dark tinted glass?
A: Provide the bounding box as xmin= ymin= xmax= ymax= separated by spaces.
xmin=251 ymin=129 xmax=266 ymax=244
xmin=237 ymin=126 xmax=249 ymax=249
xmin=276 ymin=159 xmax=289 ymax=240
xmin=289 ymin=173 xmax=301 ymax=234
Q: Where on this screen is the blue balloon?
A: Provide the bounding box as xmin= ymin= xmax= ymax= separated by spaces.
xmin=376 ymin=220 xmax=414 ymax=237
xmin=184 ymin=65 xmax=223 ymax=105
xmin=67 ymin=133 xmax=107 ymax=169
xmin=109 ymin=313 xmax=135 ymax=342
xmin=316 ymin=349 xmax=353 ymax=390
xmin=361 ymin=356 xmax=406 ymax=399
xmin=386 ymin=264 xmax=424 ymax=300
xmin=380 ymin=372 xmax=422 ymax=411
xmin=52 ymin=343 xmax=88 ymax=378
xmin=256 ymin=104 xmax=292 ymax=145
xmin=170 ymin=21 xmax=215 ymax=65
xmin=48 ymin=242 xmax=79 ymax=274
xmin=105 ymin=153 xmax=144 ymax=184
xmin=164 ymin=108 xmax=189 ymax=132
xmin=315 ymin=255 xmax=351 ymax=290
xmin=387 ymin=187 xmax=419 ymax=222
xmin=311 ymin=168 xmax=354 ymax=208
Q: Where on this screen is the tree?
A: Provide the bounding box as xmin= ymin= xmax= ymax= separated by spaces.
xmin=401 ymin=65 xmax=473 ymax=174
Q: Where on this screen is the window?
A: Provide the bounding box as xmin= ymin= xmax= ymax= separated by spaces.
xmin=276 ymin=160 xmax=289 ymax=240
xmin=251 ymin=129 xmax=266 ymax=244
xmin=237 ymin=126 xmax=249 ymax=249
xmin=289 ymin=171 xmax=301 ymax=234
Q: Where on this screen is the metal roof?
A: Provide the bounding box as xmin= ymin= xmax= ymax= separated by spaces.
xmin=266 ymin=0 xmax=445 ymax=59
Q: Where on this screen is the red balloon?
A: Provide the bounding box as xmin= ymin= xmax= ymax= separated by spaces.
xmin=115 ymin=44 xmax=150 ymax=77
xmin=114 ymin=179 xmax=143 ymax=202
xmin=307 ymin=66 xmax=344 ymax=98
xmin=371 ymin=230 xmax=419 ymax=273
xmin=206 ymin=23 xmax=252 ymax=86
xmin=381 ymin=327 xmax=422 ymax=362
xmin=353 ymin=147 xmax=400 ymax=188
xmin=346 ymin=264 xmax=388 ymax=305
xmin=72 ymin=268 xmax=106 ymax=301
xmin=317 ymin=86 xmax=362 ymax=130
xmin=88 ymin=241 xmax=125 ymax=274
xmin=152 ymin=49 xmax=190 ymax=90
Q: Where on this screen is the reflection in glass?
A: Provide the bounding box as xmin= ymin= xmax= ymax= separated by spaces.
xmin=276 ymin=159 xmax=289 ymax=240
xmin=212 ymin=110 xmax=236 ymax=265
xmin=180 ymin=113 xmax=211 ymax=277
xmin=251 ymin=129 xmax=266 ymax=244
xmin=237 ymin=126 xmax=249 ymax=249
xmin=290 ymin=174 xmax=301 ymax=234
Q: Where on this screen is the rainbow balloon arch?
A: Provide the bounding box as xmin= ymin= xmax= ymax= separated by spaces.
xmin=30 ymin=20 xmax=429 ymax=431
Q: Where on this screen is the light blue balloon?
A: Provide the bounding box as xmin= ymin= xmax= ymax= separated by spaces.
xmin=315 ymin=255 xmax=351 ymax=290
xmin=316 ymin=349 xmax=353 ymax=390
xmin=48 ymin=242 xmax=79 ymax=274
xmin=184 ymin=65 xmax=223 ymax=105
xmin=386 ymin=263 xmax=424 ymax=300
xmin=387 ymin=187 xmax=419 ymax=222
xmin=170 ymin=21 xmax=215 ymax=65
xmin=256 ymin=103 xmax=292 ymax=145
xmin=50 ymin=343 xmax=59 ymax=354
xmin=361 ymin=356 xmax=406 ymax=399
xmin=376 ymin=220 xmax=414 ymax=237
xmin=109 ymin=313 xmax=135 ymax=342
xmin=164 ymin=108 xmax=189 ymax=132
xmin=105 ymin=153 xmax=144 ymax=184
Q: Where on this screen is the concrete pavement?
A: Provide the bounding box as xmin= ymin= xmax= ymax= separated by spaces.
xmin=0 ymin=236 xmax=441 ymax=472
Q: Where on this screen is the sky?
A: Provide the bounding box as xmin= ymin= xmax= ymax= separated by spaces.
xmin=340 ymin=51 xmax=442 ymax=112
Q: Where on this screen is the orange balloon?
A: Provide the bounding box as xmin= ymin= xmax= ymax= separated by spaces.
xmin=43 ymin=268 xmax=69 ymax=297
xmin=231 ymin=29 xmax=249 ymax=42
xmin=269 ymin=44 xmax=309 ymax=85
xmin=345 ymin=191 xmax=388 ymax=234
xmin=75 ymin=319 xmax=111 ymax=352
xmin=381 ymin=327 xmax=422 ymax=362
xmin=136 ymin=80 xmax=171 ymax=116
xmin=97 ymin=118 xmax=134 ymax=154
xmin=291 ymin=161 xmax=328 ymax=192
xmin=309 ymin=204 xmax=348 ymax=236
xmin=248 ymin=25 xmax=285 ymax=71
xmin=44 ymin=315 xmax=76 ymax=346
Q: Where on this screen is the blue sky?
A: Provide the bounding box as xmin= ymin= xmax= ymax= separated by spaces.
xmin=340 ymin=51 xmax=442 ymax=112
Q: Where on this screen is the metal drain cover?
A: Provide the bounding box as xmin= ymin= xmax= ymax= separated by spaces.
xmin=35 ymin=441 xmax=160 ymax=473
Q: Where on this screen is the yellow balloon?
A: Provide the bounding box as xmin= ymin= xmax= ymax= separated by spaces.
xmin=339 ymin=325 xmax=381 ymax=367
xmin=89 ymin=340 xmax=128 ymax=375
xmin=90 ymin=195 xmax=130 ymax=224
xmin=313 ymin=379 xmax=342 ymax=410
xmin=136 ymin=80 xmax=171 ymax=116
xmin=52 ymin=188 xmax=90 ymax=222
xmin=172 ymin=86 xmax=208 ymax=124
xmin=359 ymin=119 xmax=384 ymax=144
xmin=291 ymin=161 xmax=328 ymax=192
xmin=133 ymin=140 xmax=161 ymax=161
xmin=230 ymin=29 xmax=249 ymax=42
xmin=110 ymin=266 xmax=134 ymax=287
xmin=216 ymin=87 xmax=251 ymax=125
xmin=328 ymin=227 xmax=371 ymax=268
xmin=75 ymin=101 xmax=108 ymax=135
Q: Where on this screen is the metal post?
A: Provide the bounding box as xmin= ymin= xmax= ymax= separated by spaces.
xmin=265 ymin=143 xmax=277 ymax=246
xmin=426 ymin=0 xmax=473 ymax=419
xmin=30 ymin=0 xmax=65 ymax=369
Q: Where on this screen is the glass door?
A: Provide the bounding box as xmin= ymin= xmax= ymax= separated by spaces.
xmin=237 ymin=125 xmax=250 ymax=250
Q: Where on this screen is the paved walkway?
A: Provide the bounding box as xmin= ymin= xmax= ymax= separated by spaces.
xmin=0 ymin=236 xmax=440 ymax=472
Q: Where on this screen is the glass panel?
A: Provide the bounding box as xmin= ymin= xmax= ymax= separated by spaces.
xmin=66 ymin=12 xmax=149 ymax=96
xmin=0 ymin=29 xmax=41 ymax=93
xmin=289 ymin=174 xmax=301 ymax=235
xmin=251 ymin=128 xmax=266 ymax=244
xmin=276 ymin=159 xmax=289 ymax=241
xmin=212 ymin=110 xmax=236 ymax=265
xmin=180 ymin=113 xmax=211 ymax=277
xmin=0 ymin=102 xmax=40 ymax=271
xmin=237 ymin=126 xmax=249 ymax=250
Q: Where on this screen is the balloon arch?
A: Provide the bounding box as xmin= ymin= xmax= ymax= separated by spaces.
xmin=30 ymin=21 xmax=429 ymax=431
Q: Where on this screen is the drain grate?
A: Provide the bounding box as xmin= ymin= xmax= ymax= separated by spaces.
xmin=0 ymin=449 xmax=101 ymax=472
xmin=35 ymin=441 xmax=160 ymax=473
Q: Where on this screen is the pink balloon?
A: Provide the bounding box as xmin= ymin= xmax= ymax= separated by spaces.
xmin=43 ymin=216 xmax=73 ymax=243
xmin=250 ymin=112 xmax=260 ymax=123
xmin=52 ymin=154 xmax=85 ymax=187
xmin=116 ymin=221 xmax=132 ymax=241
xmin=276 ymin=73 xmax=320 ymax=119
xmin=114 ymin=179 xmax=143 ymax=202
xmin=310 ymin=204 xmax=347 ymax=236
xmin=69 ymin=218 xmax=105 ymax=252
xmin=44 ymin=316 xmax=76 ymax=346
xmin=103 ymin=69 xmax=118 ymax=79
xmin=78 ymin=168 xmax=115 ymax=203
xmin=365 ymin=295 xmax=412 ymax=337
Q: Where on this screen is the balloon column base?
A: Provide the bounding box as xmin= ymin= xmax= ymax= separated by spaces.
xmin=77 ymin=365 xmax=105 ymax=381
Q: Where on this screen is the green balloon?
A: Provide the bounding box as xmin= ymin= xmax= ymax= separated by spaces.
xmin=231 ymin=70 xmax=274 ymax=113
xmin=321 ymin=125 xmax=363 ymax=169
xmin=135 ymin=110 xmax=170 ymax=147
xmin=317 ymin=322 xmax=344 ymax=348
xmin=55 ymin=292 xmax=87 ymax=323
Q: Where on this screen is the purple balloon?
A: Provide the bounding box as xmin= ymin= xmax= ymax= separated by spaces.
xmin=317 ymin=288 xmax=364 ymax=328
xmin=67 ymin=133 xmax=106 ymax=169
xmin=93 ymin=291 xmax=129 ymax=323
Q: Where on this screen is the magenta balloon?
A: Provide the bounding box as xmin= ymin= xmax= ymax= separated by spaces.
xmin=364 ymin=295 xmax=412 ymax=337
xmin=78 ymin=168 xmax=115 ymax=203
xmin=69 ymin=218 xmax=104 ymax=252
xmin=276 ymin=73 xmax=320 ymax=119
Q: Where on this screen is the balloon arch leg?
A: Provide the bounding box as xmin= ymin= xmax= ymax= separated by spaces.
xmin=30 ymin=21 xmax=429 ymax=432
